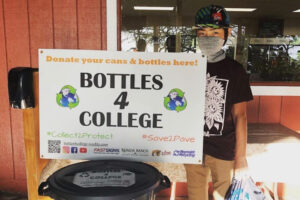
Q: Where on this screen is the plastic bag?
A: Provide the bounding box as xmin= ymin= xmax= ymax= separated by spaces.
xmin=225 ymin=177 xmax=266 ymax=200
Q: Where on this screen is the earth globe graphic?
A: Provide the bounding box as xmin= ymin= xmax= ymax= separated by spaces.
xmin=164 ymin=88 xmax=187 ymax=112
xmin=56 ymin=85 xmax=79 ymax=109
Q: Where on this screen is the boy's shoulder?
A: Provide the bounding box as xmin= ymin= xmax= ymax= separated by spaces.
xmin=223 ymin=57 xmax=246 ymax=74
xmin=224 ymin=56 xmax=243 ymax=67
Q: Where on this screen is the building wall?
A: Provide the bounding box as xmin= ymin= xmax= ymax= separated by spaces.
xmin=230 ymin=16 xmax=300 ymax=133
xmin=284 ymin=19 xmax=300 ymax=36
xmin=0 ymin=0 xmax=107 ymax=193
xmin=0 ymin=0 xmax=299 ymax=195
xmin=247 ymin=96 xmax=300 ymax=132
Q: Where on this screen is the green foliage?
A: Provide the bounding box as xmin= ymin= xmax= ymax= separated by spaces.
xmin=249 ymin=42 xmax=300 ymax=81
xmin=259 ymin=52 xmax=300 ymax=81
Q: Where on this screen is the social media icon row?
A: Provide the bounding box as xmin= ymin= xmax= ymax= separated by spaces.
xmin=63 ymin=146 xmax=87 ymax=154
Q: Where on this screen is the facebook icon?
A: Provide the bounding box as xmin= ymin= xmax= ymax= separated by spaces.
xmin=71 ymin=147 xmax=78 ymax=154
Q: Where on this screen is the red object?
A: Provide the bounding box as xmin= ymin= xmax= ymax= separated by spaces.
xmin=63 ymin=146 xmax=70 ymax=154
xmin=212 ymin=12 xmax=222 ymax=21
xmin=0 ymin=0 xmax=109 ymax=193
xmin=80 ymin=147 xmax=87 ymax=153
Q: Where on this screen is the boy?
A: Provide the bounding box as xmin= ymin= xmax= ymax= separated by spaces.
xmin=184 ymin=5 xmax=253 ymax=200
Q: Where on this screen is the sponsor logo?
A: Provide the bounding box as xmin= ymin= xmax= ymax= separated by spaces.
xmin=135 ymin=149 xmax=148 ymax=156
xmin=94 ymin=148 xmax=106 ymax=153
xmin=121 ymin=148 xmax=135 ymax=153
xmin=62 ymin=146 xmax=70 ymax=154
xmin=121 ymin=148 xmax=149 ymax=156
xmin=93 ymin=148 xmax=120 ymax=155
xmin=136 ymin=149 xmax=148 ymax=153
xmin=71 ymin=147 xmax=78 ymax=154
xmin=80 ymin=147 xmax=87 ymax=153
xmin=152 ymin=150 xmax=171 ymax=156
xmin=152 ymin=150 xmax=161 ymax=156
xmin=173 ymin=150 xmax=195 ymax=158
xmin=161 ymin=150 xmax=171 ymax=156
xmin=106 ymin=148 xmax=120 ymax=153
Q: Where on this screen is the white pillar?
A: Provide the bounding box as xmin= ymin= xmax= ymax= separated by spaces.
xmin=106 ymin=0 xmax=118 ymax=51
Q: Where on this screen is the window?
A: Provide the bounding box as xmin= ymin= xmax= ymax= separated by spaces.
xmin=121 ymin=0 xmax=300 ymax=82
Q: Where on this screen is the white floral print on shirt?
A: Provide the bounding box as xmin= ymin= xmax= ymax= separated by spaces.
xmin=204 ymin=73 xmax=229 ymax=136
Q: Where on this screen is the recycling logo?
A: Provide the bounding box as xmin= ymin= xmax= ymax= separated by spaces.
xmin=56 ymin=85 xmax=79 ymax=109
xmin=164 ymin=88 xmax=187 ymax=112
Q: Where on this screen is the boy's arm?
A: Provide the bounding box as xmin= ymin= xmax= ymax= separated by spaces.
xmin=231 ymin=101 xmax=248 ymax=174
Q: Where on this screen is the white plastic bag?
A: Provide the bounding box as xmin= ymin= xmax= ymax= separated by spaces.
xmin=225 ymin=177 xmax=266 ymax=200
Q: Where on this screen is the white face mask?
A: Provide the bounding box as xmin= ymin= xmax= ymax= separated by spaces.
xmin=197 ymin=36 xmax=224 ymax=56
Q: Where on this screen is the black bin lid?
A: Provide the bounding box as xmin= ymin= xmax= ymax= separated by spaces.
xmin=39 ymin=160 xmax=170 ymax=200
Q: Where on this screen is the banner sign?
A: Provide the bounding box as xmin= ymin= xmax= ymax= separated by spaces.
xmin=39 ymin=49 xmax=207 ymax=164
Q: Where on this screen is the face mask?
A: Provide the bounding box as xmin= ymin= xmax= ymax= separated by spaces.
xmin=197 ymin=36 xmax=224 ymax=56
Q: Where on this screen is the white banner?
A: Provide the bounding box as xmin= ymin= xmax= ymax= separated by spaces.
xmin=39 ymin=49 xmax=207 ymax=164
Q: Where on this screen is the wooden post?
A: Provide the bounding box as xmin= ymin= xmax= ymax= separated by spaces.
xmin=23 ymin=72 xmax=51 ymax=200
xmin=154 ymin=26 xmax=159 ymax=52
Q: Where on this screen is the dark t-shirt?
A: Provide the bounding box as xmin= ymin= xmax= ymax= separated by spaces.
xmin=203 ymin=57 xmax=253 ymax=160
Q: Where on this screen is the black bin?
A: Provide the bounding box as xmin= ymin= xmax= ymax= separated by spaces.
xmin=39 ymin=160 xmax=170 ymax=200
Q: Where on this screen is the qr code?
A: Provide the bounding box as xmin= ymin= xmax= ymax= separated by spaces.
xmin=48 ymin=140 xmax=61 ymax=153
